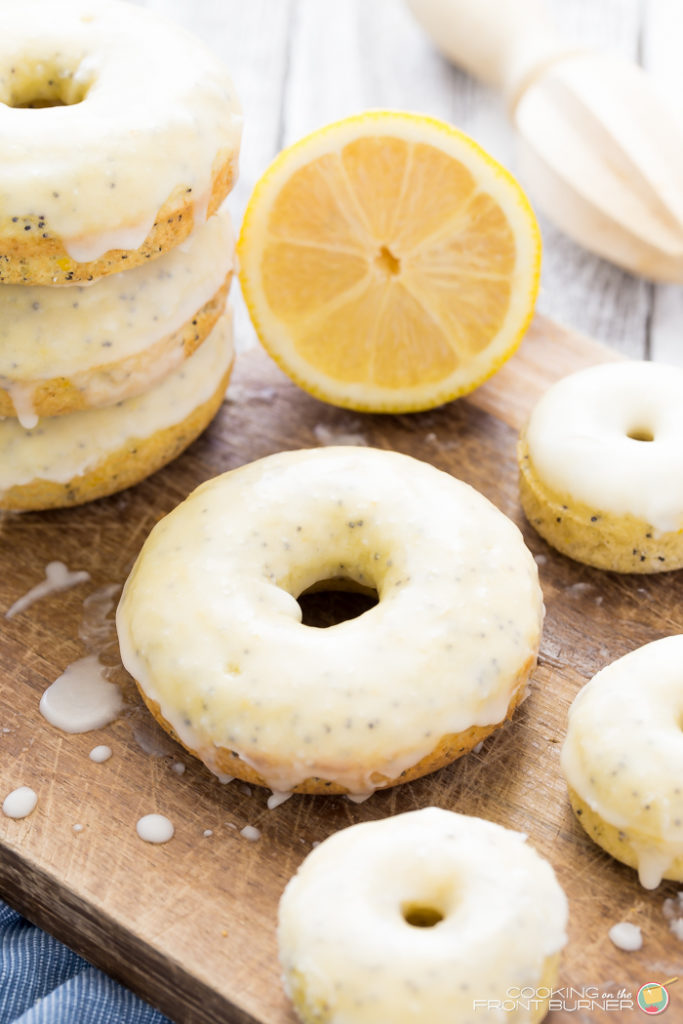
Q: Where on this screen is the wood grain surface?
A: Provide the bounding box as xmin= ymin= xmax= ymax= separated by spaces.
xmin=1 ymin=314 xmax=681 ymax=1024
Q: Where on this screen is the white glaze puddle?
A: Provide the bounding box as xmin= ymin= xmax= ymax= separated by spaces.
xmin=89 ymin=744 xmax=112 ymax=763
xmin=608 ymin=921 xmax=642 ymax=951
xmin=5 ymin=561 xmax=90 ymax=620
xmin=240 ymin=825 xmax=261 ymax=842
xmin=2 ymin=786 xmax=37 ymax=819
xmin=136 ymin=814 xmax=174 ymax=844
xmin=39 ymin=655 xmax=123 ymax=733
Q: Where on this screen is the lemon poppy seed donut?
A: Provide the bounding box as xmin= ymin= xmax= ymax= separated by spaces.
xmin=277 ymin=808 xmax=569 ymax=1024
xmin=0 ymin=314 xmax=234 ymax=511
xmin=561 ymin=635 xmax=683 ymax=890
xmin=0 ymin=209 xmax=234 ymax=425
xmin=116 ymin=447 xmax=544 ymax=797
xmin=0 ymin=0 xmax=242 ymax=285
xmin=518 ymin=361 xmax=683 ymax=572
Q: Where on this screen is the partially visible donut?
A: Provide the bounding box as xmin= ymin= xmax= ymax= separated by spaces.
xmin=561 ymin=635 xmax=683 ymax=890
xmin=278 ymin=807 xmax=568 ymax=1024
xmin=116 ymin=446 xmax=543 ymax=797
xmin=0 ymin=0 xmax=242 ymax=284
xmin=0 ymin=314 xmax=234 ymax=511
xmin=0 ymin=209 xmax=234 ymax=424
xmin=518 ymin=361 xmax=683 ymax=572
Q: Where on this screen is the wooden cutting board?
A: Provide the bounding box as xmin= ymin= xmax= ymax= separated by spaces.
xmin=1 ymin=313 xmax=680 ymax=1024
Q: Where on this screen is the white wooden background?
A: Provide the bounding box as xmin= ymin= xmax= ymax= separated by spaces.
xmin=138 ymin=0 xmax=683 ymax=364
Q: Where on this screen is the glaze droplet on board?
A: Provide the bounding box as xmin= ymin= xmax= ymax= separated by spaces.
xmin=2 ymin=786 xmax=38 ymax=819
xmin=240 ymin=825 xmax=261 ymax=842
xmin=40 ymin=655 xmax=123 ymax=733
xmin=608 ymin=921 xmax=643 ymax=951
xmin=89 ymin=745 xmax=113 ymax=763
xmin=5 ymin=561 xmax=90 ymax=620
xmin=136 ymin=814 xmax=174 ymax=844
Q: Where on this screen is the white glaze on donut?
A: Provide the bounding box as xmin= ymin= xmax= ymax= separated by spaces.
xmin=116 ymin=447 xmax=543 ymax=795
xmin=561 ymin=635 xmax=683 ymax=889
xmin=0 ymin=313 xmax=234 ymax=492
xmin=0 ymin=209 xmax=234 ymax=416
xmin=525 ymin=361 xmax=683 ymax=534
xmin=0 ymin=0 xmax=242 ymax=261
xmin=277 ymin=807 xmax=568 ymax=1024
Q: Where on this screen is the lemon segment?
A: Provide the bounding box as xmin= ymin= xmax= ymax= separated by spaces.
xmin=238 ymin=110 xmax=541 ymax=413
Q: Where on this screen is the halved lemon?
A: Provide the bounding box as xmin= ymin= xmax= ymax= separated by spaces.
xmin=238 ymin=111 xmax=541 ymax=413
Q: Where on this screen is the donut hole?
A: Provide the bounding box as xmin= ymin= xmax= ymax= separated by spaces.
xmin=401 ymin=901 xmax=445 ymax=928
xmin=298 ymin=577 xmax=379 ymax=628
xmin=2 ymin=59 xmax=93 ymax=109
xmin=626 ymin=426 xmax=655 ymax=443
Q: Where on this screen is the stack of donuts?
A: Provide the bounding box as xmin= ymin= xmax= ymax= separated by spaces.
xmin=0 ymin=0 xmax=242 ymax=511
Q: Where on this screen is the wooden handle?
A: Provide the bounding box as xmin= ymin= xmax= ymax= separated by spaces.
xmin=404 ymin=0 xmax=566 ymax=98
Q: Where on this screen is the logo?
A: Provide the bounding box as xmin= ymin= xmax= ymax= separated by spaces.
xmin=471 ymin=978 xmax=679 ymax=1016
xmin=472 ymin=986 xmax=635 ymax=1013
xmin=637 ymin=982 xmax=671 ymax=1015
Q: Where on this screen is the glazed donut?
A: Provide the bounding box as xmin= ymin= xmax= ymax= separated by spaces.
xmin=561 ymin=635 xmax=683 ymax=890
xmin=0 ymin=314 xmax=234 ymax=511
xmin=0 ymin=0 xmax=242 ymax=285
xmin=0 ymin=209 xmax=234 ymax=426
xmin=116 ymin=447 xmax=543 ymax=797
xmin=278 ymin=807 xmax=568 ymax=1024
xmin=518 ymin=361 xmax=683 ymax=572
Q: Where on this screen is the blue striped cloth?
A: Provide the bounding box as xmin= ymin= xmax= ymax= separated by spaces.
xmin=0 ymin=901 xmax=170 ymax=1024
